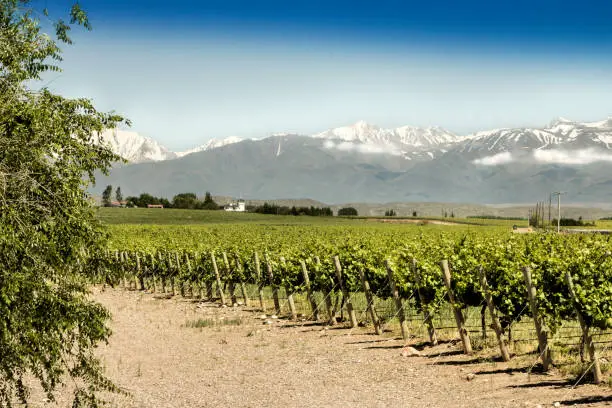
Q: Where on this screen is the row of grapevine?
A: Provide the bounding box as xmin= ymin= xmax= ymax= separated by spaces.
xmin=86 ymin=231 xmax=612 ymax=384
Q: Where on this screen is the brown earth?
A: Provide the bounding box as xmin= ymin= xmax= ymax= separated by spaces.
xmin=30 ymin=288 xmax=612 ymax=407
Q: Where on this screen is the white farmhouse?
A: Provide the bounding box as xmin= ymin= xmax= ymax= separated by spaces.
xmin=225 ymin=199 xmax=246 ymax=212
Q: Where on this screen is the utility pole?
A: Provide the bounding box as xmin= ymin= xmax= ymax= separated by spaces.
xmin=551 ymin=192 xmax=566 ymax=233
xmin=548 ymin=194 xmax=552 ymax=228
xmin=527 ymin=209 xmax=530 ymax=228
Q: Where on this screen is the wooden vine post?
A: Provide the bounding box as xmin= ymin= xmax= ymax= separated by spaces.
xmin=149 ymin=253 xmax=157 ymax=293
xmin=129 ymin=252 xmax=137 ymax=290
xmin=478 ymin=266 xmax=510 ymax=361
xmin=174 ymin=252 xmax=185 ymax=297
xmin=333 ymin=256 xmax=358 ymax=328
xmin=254 ymin=252 xmax=265 ymax=312
xmin=359 ymin=268 xmax=382 ymax=335
xmin=233 ymin=253 xmax=250 ymax=307
xmin=315 ymin=256 xmax=336 ymax=325
xmin=196 ymin=252 xmax=212 ymax=300
xmin=522 ymin=266 xmax=552 ymax=371
xmin=117 ymin=251 xmax=126 ymax=288
xmin=135 ymin=253 xmax=145 ymax=291
xmin=265 ymin=254 xmax=281 ymax=316
xmin=131 ymin=252 xmax=138 ymax=289
xmin=565 ymin=271 xmax=602 ymax=384
xmin=440 ymin=260 xmax=472 ymax=354
xmin=192 ymin=252 xmax=204 ymax=299
xmin=124 ymin=252 xmax=133 ymax=289
xmin=184 ymin=252 xmax=194 ymax=298
xmin=159 ymin=251 xmax=167 ymax=294
xmin=133 ymin=252 xmax=140 ymax=290
xmin=280 ymin=257 xmax=298 ymax=320
xmin=385 ymin=260 xmax=409 ymax=342
xmin=123 ymin=252 xmax=133 ymax=289
xmin=211 ymin=252 xmax=226 ymax=306
xmin=167 ymin=252 xmax=176 ymax=296
xmin=222 ymin=252 xmax=237 ymax=305
xmin=205 ymin=254 xmax=214 ymax=299
xmin=300 ymin=259 xmax=320 ymax=321
xmin=413 ymin=258 xmax=438 ymax=345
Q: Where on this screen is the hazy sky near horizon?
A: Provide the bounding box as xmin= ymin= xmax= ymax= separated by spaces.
xmin=41 ymin=0 xmax=612 ymax=150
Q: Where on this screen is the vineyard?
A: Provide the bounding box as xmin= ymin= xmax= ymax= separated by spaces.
xmin=92 ymin=224 xmax=612 ymax=386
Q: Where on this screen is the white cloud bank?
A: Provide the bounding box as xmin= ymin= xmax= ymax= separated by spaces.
xmin=323 ymin=140 xmax=402 ymax=155
xmin=533 ymin=148 xmax=612 ymax=165
xmin=473 ymin=148 xmax=612 ymax=166
xmin=473 ymin=151 xmax=514 ymax=165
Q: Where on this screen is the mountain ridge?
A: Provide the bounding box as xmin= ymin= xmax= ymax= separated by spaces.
xmin=101 ymin=116 xmax=612 ymax=164
xmin=93 ymin=116 xmax=612 ymax=205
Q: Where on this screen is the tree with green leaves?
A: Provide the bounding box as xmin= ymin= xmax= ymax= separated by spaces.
xmin=172 ymin=192 xmax=198 ymax=209
xmin=338 ymin=207 xmax=358 ymax=216
xmin=115 ymin=186 xmax=123 ymax=203
xmin=102 ymin=184 xmax=113 ymax=206
xmin=201 ymin=191 xmax=219 ymax=210
xmin=0 ymin=1 xmax=128 ymax=405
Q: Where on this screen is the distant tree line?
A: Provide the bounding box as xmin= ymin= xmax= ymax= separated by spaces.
xmin=338 ymin=207 xmax=358 ymax=216
xmin=553 ymin=217 xmax=595 ymax=227
xmin=467 ymin=215 xmax=525 ymax=220
xmin=252 ymin=203 xmax=333 ymax=216
xmin=124 ymin=193 xmax=171 ymax=208
xmin=103 ymin=187 xmax=220 ymax=210
xmin=168 ymin=192 xmax=219 ymax=210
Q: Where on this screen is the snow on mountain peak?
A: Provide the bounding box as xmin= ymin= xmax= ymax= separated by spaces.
xmin=313 ymin=121 xmax=459 ymax=151
xmin=351 ymin=120 xmax=376 ymax=129
xmin=175 ymin=136 xmax=244 ymax=158
xmin=100 ymin=115 xmax=612 ymax=165
xmin=550 ymin=116 xmax=574 ymax=124
xmin=583 ymin=117 xmax=612 ymax=129
xmin=97 ymin=128 xmax=176 ymax=163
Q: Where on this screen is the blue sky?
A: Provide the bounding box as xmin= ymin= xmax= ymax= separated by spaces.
xmin=41 ymin=0 xmax=612 ymax=150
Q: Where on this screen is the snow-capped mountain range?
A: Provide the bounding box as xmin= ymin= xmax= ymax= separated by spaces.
xmin=312 ymin=120 xmax=459 ymax=147
xmin=460 ymin=117 xmax=612 ymax=154
xmin=99 ymin=116 xmax=612 ymax=164
xmin=175 ymin=136 xmax=244 ymax=158
xmin=98 ymin=129 xmax=178 ymax=163
xmin=95 ymin=115 xmax=612 ymax=205
xmin=97 ymin=130 xmax=246 ymax=163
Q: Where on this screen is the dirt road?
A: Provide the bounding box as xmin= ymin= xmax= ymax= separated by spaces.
xmin=34 ymin=288 xmax=612 ymax=407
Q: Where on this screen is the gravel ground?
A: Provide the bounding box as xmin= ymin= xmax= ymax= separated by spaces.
xmin=29 ymin=288 xmax=612 ymax=407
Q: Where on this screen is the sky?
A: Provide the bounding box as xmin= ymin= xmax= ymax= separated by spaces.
xmin=39 ymin=0 xmax=612 ymax=150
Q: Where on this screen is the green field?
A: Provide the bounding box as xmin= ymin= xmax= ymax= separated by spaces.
xmin=96 ymin=207 xmax=363 ymax=225
xmin=97 ymin=207 xmax=518 ymax=252
xmin=96 ymin=207 xmax=522 ymax=228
